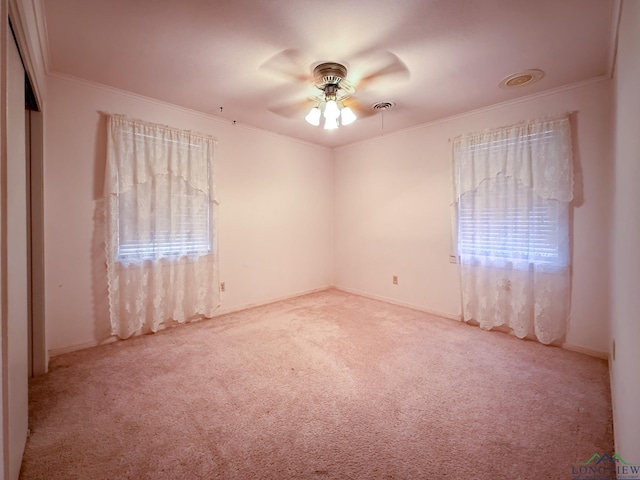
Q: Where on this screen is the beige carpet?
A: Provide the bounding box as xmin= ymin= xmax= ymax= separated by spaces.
xmin=21 ymin=289 xmax=613 ymax=479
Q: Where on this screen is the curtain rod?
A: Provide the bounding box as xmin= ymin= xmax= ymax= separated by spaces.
xmin=447 ymin=111 xmax=578 ymax=142
xmin=98 ymin=111 xmax=217 ymax=144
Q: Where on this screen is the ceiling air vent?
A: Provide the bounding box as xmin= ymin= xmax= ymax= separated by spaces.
xmin=499 ymin=69 xmax=545 ymax=89
xmin=371 ymin=101 xmax=396 ymax=111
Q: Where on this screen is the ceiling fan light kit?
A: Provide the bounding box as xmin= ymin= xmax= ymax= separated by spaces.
xmin=324 ymin=98 xmax=341 ymax=120
xmin=304 ymin=107 xmax=321 ymax=126
xmin=263 ymin=50 xmax=410 ymax=134
xmin=305 ymin=62 xmax=358 ymax=130
xmin=340 ymin=106 xmax=357 ymax=125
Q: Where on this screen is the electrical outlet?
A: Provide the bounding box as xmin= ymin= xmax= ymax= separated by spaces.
xmin=220 ymin=282 xmax=225 ymax=292
xmin=393 ymin=275 xmax=398 ymax=285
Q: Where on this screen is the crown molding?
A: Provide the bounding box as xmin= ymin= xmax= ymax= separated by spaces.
xmin=48 ymin=71 xmax=332 ymax=152
xmin=336 ymin=75 xmax=611 ymax=151
xmin=8 ymin=0 xmax=49 ymax=108
xmin=607 ymin=0 xmax=622 ymax=78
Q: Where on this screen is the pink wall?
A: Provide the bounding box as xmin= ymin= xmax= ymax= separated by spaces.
xmin=611 ymin=0 xmax=640 ymax=462
xmin=334 ymin=79 xmax=613 ymax=356
xmin=44 ymin=73 xmax=615 ymax=358
xmin=44 ymin=74 xmax=334 ymax=353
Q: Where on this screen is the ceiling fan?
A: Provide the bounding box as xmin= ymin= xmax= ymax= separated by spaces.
xmin=304 ymin=62 xmax=357 ymax=129
xmin=260 ymin=50 xmax=409 ymax=130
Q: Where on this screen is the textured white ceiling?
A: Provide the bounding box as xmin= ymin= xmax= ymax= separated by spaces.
xmin=42 ymin=0 xmax=617 ymax=148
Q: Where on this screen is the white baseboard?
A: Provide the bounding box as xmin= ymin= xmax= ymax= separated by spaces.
xmin=49 ymin=337 xmax=118 ymax=357
xmin=333 ymin=286 xmax=463 ymax=321
xmin=560 ymin=342 xmax=609 ymax=360
xmin=48 ymin=284 xmax=608 ymax=361
xmin=213 ymin=285 xmax=333 ymax=317
xmin=48 ymin=285 xmax=334 ymax=357
xmin=334 ymin=286 xmax=609 ymax=360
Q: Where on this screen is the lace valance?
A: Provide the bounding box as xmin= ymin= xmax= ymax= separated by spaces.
xmin=106 ymin=115 xmax=215 ymax=196
xmin=453 ymin=115 xmax=573 ymax=203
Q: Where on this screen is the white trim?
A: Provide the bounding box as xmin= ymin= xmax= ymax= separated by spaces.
xmin=48 ymin=285 xmax=334 ymax=357
xmin=48 ymin=283 xmax=608 ymax=361
xmin=1 ymin=3 xmax=9 ymax=477
xmin=47 ymin=337 xmax=118 ymax=357
xmin=608 ymin=349 xmax=616 ymax=447
xmin=47 ymin=70 xmax=612 ymax=155
xmin=213 ymin=285 xmax=333 ymax=317
xmin=463 ymin=322 xmax=608 ymax=359
xmin=48 ymin=72 xmax=332 ymax=152
xmin=333 ymin=286 xmax=463 ymax=321
xmin=608 ymin=0 xmax=622 ymax=78
xmin=336 ymin=75 xmax=612 ymax=151
xmin=335 ymin=287 xmax=608 ymax=359
xmin=8 ymin=0 xmax=48 ymax=107
xmin=30 ymin=0 xmax=49 ymax=75
xmin=560 ymin=342 xmax=609 ymax=361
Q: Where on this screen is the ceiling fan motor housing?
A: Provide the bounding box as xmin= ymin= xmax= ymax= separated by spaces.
xmin=313 ymin=62 xmax=348 ymax=88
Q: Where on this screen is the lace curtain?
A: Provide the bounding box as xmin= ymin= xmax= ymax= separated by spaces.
xmin=105 ymin=115 xmax=220 ymax=339
xmin=452 ymin=115 xmax=573 ymax=344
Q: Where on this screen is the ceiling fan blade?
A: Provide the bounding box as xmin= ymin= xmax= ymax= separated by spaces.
xmin=259 ymin=49 xmax=313 ymax=83
xmin=352 ymin=51 xmax=410 ymax=89
xmin=339 ymin=78 xmax=357 ymax=95
xmin=268 ymin=98 xmax=313 ymax=119
xmin=262 ymin=49 xmax=408 ymax=122
xmin=343 ymin=98 xmax=378 ymax=120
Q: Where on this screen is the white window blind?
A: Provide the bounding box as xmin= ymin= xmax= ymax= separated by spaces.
xmin=108 ymin=124 xmax=215 ymax=263
xmin=453 ymin=120 xmax=572 ymax=269
xmin=117 ymin=182 xmax=212 ymax=260
xmin=457 ymin=175 xmax=565 ymax=266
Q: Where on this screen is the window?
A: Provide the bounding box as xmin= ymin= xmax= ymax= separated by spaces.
xmin=451 ymin=115 xmax=573 ymax=344
xmin=453 ymin=119 xmax=573 ymax=270
xmin=104 ymin=115 xmax=220 ymax=338
xmin=117 ymin=170 xmax=213 ymax=261
xmin=106 ymin=119 xmax=216 ymax=263
xmin=457 ymin=174 xmax=567 ymax=267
